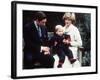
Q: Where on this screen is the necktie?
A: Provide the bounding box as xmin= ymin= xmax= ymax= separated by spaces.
xmin=38 ymin=26 xmax=42 ymax=37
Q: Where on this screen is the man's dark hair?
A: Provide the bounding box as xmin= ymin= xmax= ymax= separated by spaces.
xmin=34 ymin=11 xmax=47 ymax=21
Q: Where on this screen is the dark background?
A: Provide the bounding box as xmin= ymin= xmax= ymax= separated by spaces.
xmin=23 ymin=10 xmax=91 ymax=66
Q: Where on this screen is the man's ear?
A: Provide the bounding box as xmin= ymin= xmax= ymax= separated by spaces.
xmin=36 ymin=19 xmax=40 ymax=24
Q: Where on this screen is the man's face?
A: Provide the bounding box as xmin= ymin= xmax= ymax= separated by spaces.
xmin=37 ymin=18 xmax=47 ymax=27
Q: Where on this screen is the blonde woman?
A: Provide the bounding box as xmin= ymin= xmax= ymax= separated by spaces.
xmin=62 ymin=12 xmax=82 ymax=67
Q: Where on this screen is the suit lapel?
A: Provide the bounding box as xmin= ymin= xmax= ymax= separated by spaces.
xmin=31 ymin=23 xmax=41 ymax=40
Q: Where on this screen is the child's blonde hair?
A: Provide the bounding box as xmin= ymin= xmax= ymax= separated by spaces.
xmin=62 ymin=12 xmax=76 ymax=23
xmin=55 ymin=25 xmax=63 ymax=32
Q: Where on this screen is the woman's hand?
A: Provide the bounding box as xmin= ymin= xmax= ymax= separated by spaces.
xmin=63 ymin=39 xmax=71 ymax=46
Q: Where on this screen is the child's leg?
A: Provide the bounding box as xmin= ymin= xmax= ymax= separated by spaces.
xmin=66 ymin=49 xmax=73 ymax=59
xmin=63 ymin=47 xmax=76 ymax=64
xmin=56 ymin=49 xmax=65 ymax=68
xmin=68 ymin=49 xmax=76 ymax=64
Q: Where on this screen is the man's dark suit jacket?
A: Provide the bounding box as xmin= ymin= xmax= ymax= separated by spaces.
xmin=23 ymin=21 xmax=48 ymax=68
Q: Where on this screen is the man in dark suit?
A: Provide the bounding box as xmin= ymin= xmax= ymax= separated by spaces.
xmin=23 ymin=11 xmax=55 ymax=69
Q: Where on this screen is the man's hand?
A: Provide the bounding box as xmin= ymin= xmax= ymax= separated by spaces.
xmin=41 ymin=46 xmax=50 ymax=55
xmin=54 ymin=41 xmax=58 ymax=46
xmin=44 ymin=51 xmax=50 ymax=55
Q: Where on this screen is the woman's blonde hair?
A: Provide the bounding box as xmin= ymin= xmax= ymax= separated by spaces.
xmin=63 ymin=12 xmax=76 ymax=23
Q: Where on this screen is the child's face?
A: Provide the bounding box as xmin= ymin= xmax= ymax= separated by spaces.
xmin=64 ymin=18 xmax=72 ymax=27
xmin=56 ymin=29 xmax=63 ymax=36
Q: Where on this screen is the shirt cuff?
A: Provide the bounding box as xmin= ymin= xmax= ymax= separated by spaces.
xmin=40 ymin=46 xmax=43 ymax=52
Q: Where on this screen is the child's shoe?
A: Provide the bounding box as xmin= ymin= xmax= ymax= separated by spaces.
xmin=70 ymin=59 xmax=76 ymax=64
xmin=57 ymin=64 xmax=62 ymax=68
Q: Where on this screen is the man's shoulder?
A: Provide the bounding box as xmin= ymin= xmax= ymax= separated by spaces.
xmin=24 ymin=22 xmax=35 ymax=29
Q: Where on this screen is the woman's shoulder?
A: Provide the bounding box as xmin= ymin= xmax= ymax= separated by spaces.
xmin=71 ymin=24 xmax=79 ymax=31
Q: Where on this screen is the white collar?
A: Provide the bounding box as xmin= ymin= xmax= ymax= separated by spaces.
xmin=34 ymin=21 xmax=39 ymax=30
xmin=64 ymin=24 xmax=73 ymax=32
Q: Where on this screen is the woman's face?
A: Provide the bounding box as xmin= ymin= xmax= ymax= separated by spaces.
xmin=64 ymin=18 xmax=72 ymax=27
